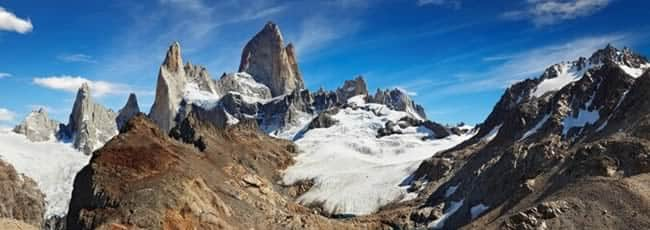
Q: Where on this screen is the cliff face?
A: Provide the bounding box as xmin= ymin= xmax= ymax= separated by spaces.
xmin=66 ymin=83 xmax=118 ymax=155
xmin=149 ymin=42 xmax=221 ymax=133
xmin=239 ymin=22 xmax=304 ymax=97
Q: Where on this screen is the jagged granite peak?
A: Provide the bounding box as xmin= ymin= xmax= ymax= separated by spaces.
xmin=336 ymin=75 xmax=369 ymax=101
xmin=67 ymin=83 xmax=118 ymax=154
xmin=13 ymin=108 xmax=62 ymax=142
xmin=370 ymin=88 xmax=427 ymax=120
xmin=238 ymin=21 xmax=304 ymax=97
xmin=163 ymin=41 xmax=183 ymax=73
xmin=149 ymin=42 xmax=219 ymax=132
xmin=589 ymin=44 xmax=649 ymax=68
xmin=116 ymin=93 xmax=141 ymax=130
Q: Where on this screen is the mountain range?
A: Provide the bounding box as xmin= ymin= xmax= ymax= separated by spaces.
xmin=1 ymin=22 xmax=650 ymax=230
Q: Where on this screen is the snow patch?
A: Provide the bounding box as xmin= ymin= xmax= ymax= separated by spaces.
xmin=619 ymin=64 xmax=649 ymax=78
xmin=481 ymin=124 xmax=502 ymax=143
xmin=429 ymin=199 xmax=464 ymax=229
xmin=282 ymin=100 xmax=474 ymax=215
xmin=183 ymin=82 xmax=221 ymax=110
xmin=562 ymin=109 xmax=600 ymax=135
xmin=519 ymin=114 xmax=550 ymax=141
xmin=444 ymin=183 xmax=460 ymax=198
xmin=470 ymin=203 xmax=490 ymax=219
xmin=0 ymin=130 xmax=90 ymax=218
xmin=532 ymin=63 xmax=592 ymax=98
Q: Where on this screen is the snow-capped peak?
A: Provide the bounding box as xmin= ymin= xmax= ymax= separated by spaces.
xmin=530 ymin=45 xmax=649 ymax=98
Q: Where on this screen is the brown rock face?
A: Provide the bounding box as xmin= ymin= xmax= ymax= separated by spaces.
xmin=239 ymin=22 xmax=304 ymax=97
xmin=0 ymin=160 xmax=45 ymax=227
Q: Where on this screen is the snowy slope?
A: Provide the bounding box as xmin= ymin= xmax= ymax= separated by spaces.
xmin=532 ymin=63 xmax=591 ymax=98
xmin=282 ymin=97 xmax=475 ymax=215
xmin=0 ymin=129 xmax=90 ymax=218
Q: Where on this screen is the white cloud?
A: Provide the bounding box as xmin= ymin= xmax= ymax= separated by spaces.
xmin=439 ymin=33 xmax=630 ymax=94
xmin=293 ymin=16 xmax=360 ymax=57
xmin=33 ymin=76 xmax=131 ymax=97
xmin=0 ymin=7 xmax=33 ymax=34
xmin=0 ymin=108 xmax=16 ymax=121
xmin=503 ymin=0 xmax=610 ymax=26
xmin=0 ymin=72 xmax=10 ymax=78
xmin=417 ymin=0 xmax=461 ymax=8
xmin=57 ymin=54 xmax=96 ymax=63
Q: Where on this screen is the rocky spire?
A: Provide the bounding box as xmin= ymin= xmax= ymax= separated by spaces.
xmin=163 ymin=41 xmax=183 ymax=73
xmin=150 ymin=42 xmax=220 ymax=132
xmin=238 ymin=21 xmax=305 ymax=97
xmin=67 ymin=83 xmax=118 ymax=154
xmin=150 ymin=42 xmax=190 ymax=132
xmin=116 ymin=93 xmax=141 ymax=130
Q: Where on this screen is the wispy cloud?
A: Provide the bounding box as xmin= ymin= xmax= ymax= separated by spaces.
xmin=439 ymin=33 xmax=631 ymax=94
xmin=0 ymin=7 xmax=32 ymax=34
xmin=0 ymin=108 xmax=16 ymax=122
xmin=33 ymin=76 xmax=133 ymax=97
xmin=0 ymin=72 xmax=10 ymax=78
xmin=58 ymin=53 xmax=97 ymax=63
xmin=503 ymin=0 xmax=610 ymax=26
xmin=293 ymin=16 xmax=360 ymax=57
xmin=417 ymin=0 xmax=462 ymax=8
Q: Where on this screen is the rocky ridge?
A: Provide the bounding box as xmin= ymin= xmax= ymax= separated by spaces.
xmin=388 ymin=45 xmax=650 ymax=229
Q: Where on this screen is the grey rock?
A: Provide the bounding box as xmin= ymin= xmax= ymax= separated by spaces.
xmin=370 ymin=88 xmax=427 ymax=119
xmin=216 ymin=72 xmax=272 ymax=102
xmin=66 ymin=83 xmax=118 ymax=154
xmin=116 ymin=93 xmax=141 ymax=130
xmin=313 ymin=87 xmax=339 ymax=111
xmin=239 ymin=22 xmax=304 ymax=97
xmin=13 ymin=108 xmax=62 ymax=142
xmin=149 ymin=42 xmax=219 ymax=132
xmin=336 ymin=76 xmax=368 ymax=102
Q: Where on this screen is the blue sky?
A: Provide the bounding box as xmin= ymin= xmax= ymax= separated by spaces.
xmin=0 ymin=0 xmax=648 ymax=127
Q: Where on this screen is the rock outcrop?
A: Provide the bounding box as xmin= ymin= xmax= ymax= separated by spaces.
xmin=0 ymin=159 xmax=45 ymax=227
xmin=336 ymin=76 xmax=369 ymax=102
xmin=216 ymin=72 xmax=272 ymax=102
xmin=65 ymin=83 xmax=118 ymax=155
xmin=370 ymin=88 xmax=427 ymax=119
xmin=115 ymin=93 xmax=140 ymax=130
xmin=13 ymin=108 xmax=62 ymax=142
xmin=239 ymin=22 xmax=304 ymax=97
